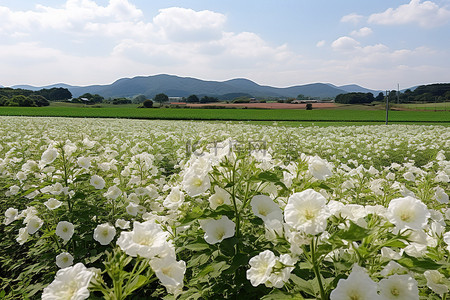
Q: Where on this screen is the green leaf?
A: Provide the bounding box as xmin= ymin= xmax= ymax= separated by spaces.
xmin=125 ymin=274 xmax=148 ymax=295
xmin=256 ymin=171 xmax=280 ymax=182
xmin=336 ymin=221 xmax=370 ymax=241
xmin=397 ymin=254 xmax=442 ymax=273
xmin=290 ymin=274 xmax=315 ymax=297
xmin=184 ymin=243 xmax=210 ymax=251
xmin=223 ymin=253 xmax=248 ymax=275
xmin=383 ymin=240 xmax=407 ymax=248
xmin=261 ymin=290 xmax=305 ymax=300
xmin=197 ymin=265 xmax=214 ymax=277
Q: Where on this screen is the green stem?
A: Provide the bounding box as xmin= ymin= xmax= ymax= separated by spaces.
xmin=311 ymin=237 xmax=326 ymax=300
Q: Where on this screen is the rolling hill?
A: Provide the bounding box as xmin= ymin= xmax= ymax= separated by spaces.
xmin=11 ymin=74 xmax=382 ymax=99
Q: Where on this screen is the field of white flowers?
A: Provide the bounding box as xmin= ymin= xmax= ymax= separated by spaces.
xmin=0 ymin=116 xmax=449 ymax=299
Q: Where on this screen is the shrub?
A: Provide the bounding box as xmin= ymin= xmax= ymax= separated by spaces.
xmin=143 ymin=99 xmax=153 ymax=108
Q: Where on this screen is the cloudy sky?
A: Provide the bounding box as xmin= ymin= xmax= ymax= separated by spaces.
xmin=0 ymin=0 xmax=449 ymax=90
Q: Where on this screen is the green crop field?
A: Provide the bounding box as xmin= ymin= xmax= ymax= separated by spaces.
xmin=0 ymin=105 xmax=448 ymax=123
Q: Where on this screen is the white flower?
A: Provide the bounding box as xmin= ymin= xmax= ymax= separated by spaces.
xmin=42 ymin=263 xmax=94 ymax=300
xmin=163 ymin=187 xmax=185 ymax=210
xmin=246 ymin=250 xmax=277 ymax=287
xmin=104 ymin=185 xmax=122 ymax=200
xmin=90 ymin=175 xmax=105 ymax=190
xmin=434 ymin=187 xmax=449 ymax=204
xmin=7 ymin=185 xmax=20 ymax=196
xmin=117 ymin=221 xmax=171 ymax=259
xmin=4 ymin=207 xmax=18 ymax=225
xmin=182 ymin=172 xmax=210 ymax=197
xmin=26 ymin=216 xmax=43 ymax=234
xmin=150 ymin=255 xmax=186 ymax=294
xmin=308 ymin=156 xmax=332 ymax=180
xmin=250 ymin=195 xmax=283 ymax=223
xmin=284 ymin=189 xmax=331 ymax=235
xmin=208 ymin=186 xmax=231 ymax=210
xmin=330 ymin=264 xmax=378 ymax=300
xmin=40 ymin=147 xmax=58 ymax=165
xmin=424 ymin=270 xmax=449 ymax=296
xmin=403 ymin=171 xmax=415 ymax=181
xmin=44 ymin=198 xmax=62 ymax=210
xmin=16 ymin=171 xmax=27 ymax=181
xmin=115 ymin=218 xmax=130 ymax=230
xmin=126 ymin=202 xmax=139 ymax=216
xmin=378 ymin=274 xmax=419 ymax=300
xmin=16 ymin=227 xmax=29 ymax=245
xmin=201 ymin=216 xmax=235 ymax=244
xmin=380 ymin=261 xmax=408 ymax=277
xmin=56 ymin=252 xmax=74 ymax=269
xmin=77 ymin=156 xmax=91 ymax=169
xmin=56 ymin=221 xmax=75 ymax=243
xmin=266 ymin=254 xmax=297 ymax=288
xmin=386 ymin=196 xmax=430 ymax=232
xmin=93 ymin=223 xmax=116 ymax=245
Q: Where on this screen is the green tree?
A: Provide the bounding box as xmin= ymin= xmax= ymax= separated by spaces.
xmin=30 ymin=95 xmax=50 ymax=107
xmin=375 ymin=92 xmax=384 ymax=102
xmin=133 ymin=95 xmax=147 ymax=104
xmin=10 ymin=95 xmax=35 ymax=107
xmin=154 ymin=93 xmax=169 ymax=106
xmin=187 ymin=94 xmax=199 ymax=103
xmin=142 ymin=99 xmax=153 ymax=108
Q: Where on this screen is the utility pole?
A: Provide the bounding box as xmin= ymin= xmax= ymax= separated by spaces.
xmin=385 ymin=90 xmax=389 ymax=125
xmin=397 ymin=83 xmax=400 ymax=104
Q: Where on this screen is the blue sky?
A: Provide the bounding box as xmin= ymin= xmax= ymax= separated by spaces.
xmin=0 ymin=0 xmax=449 ymax=90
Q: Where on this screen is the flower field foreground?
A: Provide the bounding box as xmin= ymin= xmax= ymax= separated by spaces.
xmin=0 ymin=116 xmax=449 ymax=299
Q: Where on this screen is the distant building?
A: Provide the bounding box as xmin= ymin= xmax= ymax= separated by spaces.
xmin=168 ymin=97 xmax=184 ymax=102
xmin=292 ymin=99 xmax=318 ymax=104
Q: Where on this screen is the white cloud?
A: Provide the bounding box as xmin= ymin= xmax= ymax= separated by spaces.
xmin=316 ymin=40 xmax=326 ymax=47
xmin=340 ymin=13 xmax=364 ymax=24
xmin=350 ymin=27 xmax=373 ymax=37
xmin=153 ymin=7 xmax=226 ymax=42
xmin=0 ymin=0 xmax=143 ymax=34
xmin=368 ymin=0 xmax=450 ymax=28
xmin=331 ymin=36 xmax=360 ymax=52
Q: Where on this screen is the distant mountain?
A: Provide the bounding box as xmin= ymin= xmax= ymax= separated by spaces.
xmin=326 ymin=83 xmax=382 ymax=95
xmin=10 ymin=74 xmax=386 ymax=99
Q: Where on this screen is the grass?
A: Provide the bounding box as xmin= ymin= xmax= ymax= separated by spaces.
xmin=392 ymin=102 xmax=450 ymax=111
xmin=0 ymin=104 xmax=448 ymax=124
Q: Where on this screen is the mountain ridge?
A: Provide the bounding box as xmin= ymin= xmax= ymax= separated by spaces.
xmin=10 ymin=74 xmax=385 ymax=99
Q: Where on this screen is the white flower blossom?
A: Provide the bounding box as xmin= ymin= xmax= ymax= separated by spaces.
xmin=208 ymin=186 xmax=231 ymax=210
xmin=386 ymin=196 xmax=430 ymax=232
xmin=250 ymin=195 xmax=283 ymax=223
xmin=4 ymin=207 xmax=18 ymax=225
xmin=424 ymin=270 xmax=449 ymax=296
xmin=284 ymin=189 xmax=331 ymax=235
xmin=378 ymin=274 xmax=419 ymax=300
xmin=330 ymin=264 xmax=378 ymax=300
xmin=150 ymin=255 xmax=186 ymax=294
xmin=40 ymin=147 xmax=58 ymax=165
xmin=90 ymin=175 xmax=105 ymax=190
xmin=93 ymin=223 xmax=116 ymax=245
xmin=201 ymin=216 xmax=235 ymax=244
xmin=44 ymin=198 xmax=62 ymax=210
xmin=42 ymin=263 xmax=94 ymax=300
xmin=117 ymin=221 xmax=172 ymax=259
xmin=56 ymin=252 xmax=74 ymax=269
xmin=56 ymin=221 xmax=75 ymax=243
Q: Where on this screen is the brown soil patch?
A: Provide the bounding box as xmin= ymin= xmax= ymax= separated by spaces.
xmin=175 ymin=102 xmax=337 ymax=109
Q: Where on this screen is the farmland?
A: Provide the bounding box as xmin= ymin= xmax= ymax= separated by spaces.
xmin=0 ymin=116 xmax=449 ymax=299
xmin=0 ymin=104 xmax=448 ymax=124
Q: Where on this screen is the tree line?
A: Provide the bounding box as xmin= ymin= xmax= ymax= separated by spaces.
xmin=335 ymin=83 xmax=450 ymax=104
xmin=0 ymin=87 xmax=72 ymax=107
